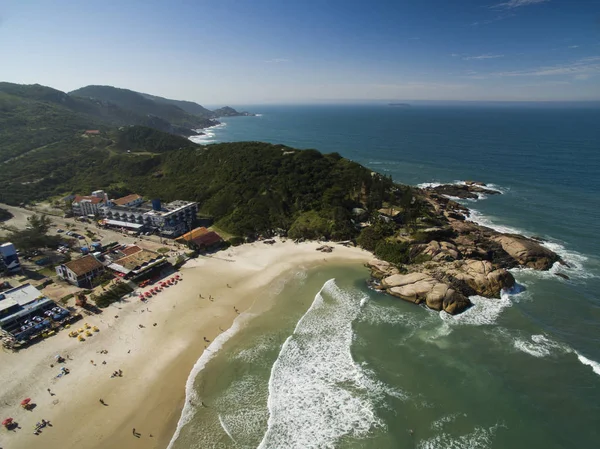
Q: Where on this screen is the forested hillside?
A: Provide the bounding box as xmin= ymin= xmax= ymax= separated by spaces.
xmin=0 ymin=122 xmax=415 ymax=240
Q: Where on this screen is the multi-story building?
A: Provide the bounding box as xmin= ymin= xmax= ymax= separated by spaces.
xmin=72 ymin=190 xmax=108 ymax=216
xmin=0 ymin=242 xmax=21 ymax=274
xmin=74 ymin=190 xmax=198 ymax=237
xmin=100 ymin=199 xmax=198 ymax=237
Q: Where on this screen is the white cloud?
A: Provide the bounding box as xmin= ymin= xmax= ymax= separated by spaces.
xmin=491 ymin=0 xmax=550 ymax=9
xmin=463 ymin=54 xmax=505 ymax=60
xmin=568 ymin=45 xmax=580 ymax=49
xmin=467 ymin=57 xmax=600 ymax=80
xmin=265 ymin=58 xmax=290 ymax=63
xmin=408 ymin=37 xmax=420 ymax=40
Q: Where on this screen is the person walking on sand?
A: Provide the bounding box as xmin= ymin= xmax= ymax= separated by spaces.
xmin=99 ymin=399 xmax=105 ymax=405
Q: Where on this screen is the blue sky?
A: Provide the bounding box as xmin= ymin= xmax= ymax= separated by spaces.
xmin=1 ymin=0 xmax=600 ymax=104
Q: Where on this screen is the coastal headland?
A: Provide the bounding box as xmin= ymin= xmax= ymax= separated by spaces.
xmin=0 ymin=240 xmax=370 ymax=449
xmin=368 ymin=182 xmax=562 ymax=314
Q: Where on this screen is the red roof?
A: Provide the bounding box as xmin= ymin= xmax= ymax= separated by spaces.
xmin=84 ymin=130 xmax=100 ymax=135
xmin=121 ymin=245 xmax=143 ymax=256
xmin=73 ymin=195 xmax=103 ymax=204
xmin=191 ymin=231 xmax=223 ymax=247
xmin=113 ymin=194 xmax=142 ymax=206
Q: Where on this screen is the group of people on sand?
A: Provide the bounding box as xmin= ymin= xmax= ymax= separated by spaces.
xmin=33 ymin=419 xmax=52 ymax=435
xmin=110 ymin=369 xmax=123 ymax=378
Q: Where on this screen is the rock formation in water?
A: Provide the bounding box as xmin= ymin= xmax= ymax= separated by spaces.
xmin=367 ymin=182 xmax=562 ymax=315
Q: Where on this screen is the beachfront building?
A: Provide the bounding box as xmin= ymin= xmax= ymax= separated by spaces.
xmin=0 ymin=283 xmax=70 ymax=343
xmin=175 ymin=226 xmax=210 ymax=244
xmin=105 ymin=245 xmax=168 ymax=281
xmin=0 ymin=242 xmax=21 ymax=274
xmin=187 ymin=230 xmax=224 ymax=252
xmin=72 ymin=190 xmax=108 ymax=216
xmin=74 ymin=190 xmax=198 ymax=237
xmin=55 ymin=254 xmax=104 ymax=288
xmin=100 ymin=199 xmax=198 ymax=237
xmin=112 ymin=194 xmax=143 ymax=208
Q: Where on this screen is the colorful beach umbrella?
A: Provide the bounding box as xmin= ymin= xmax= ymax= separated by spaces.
xmin=2 ymin=417 xmax=13 ymax=426
xmin=20 ymin=398 xmax=31 ymax=406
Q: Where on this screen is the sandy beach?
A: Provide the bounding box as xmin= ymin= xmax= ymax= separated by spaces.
xmin=0 ymin=240 xmax=371 ymax=449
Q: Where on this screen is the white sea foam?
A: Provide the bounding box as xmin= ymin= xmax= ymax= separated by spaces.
xmin=234 ymin=335 xmax=273 ymax=363
xmin=165 ymin=315 xmax=249 ymax=449
xmin=430 ymin=413 xmax=465 ymax=431
xmin=257 ymin=279 xmax=385 ymax=449
xmin=218 ymin=414 xmax=237 ymax=443
xmin=576 ymin=353 xmax=600 ymax=377
xmin=468 ymin=209 xmax=596 ymax=280
xmin=214 ymin=375 xmax=269 ymax=444
xmin=188 ymin=122 xmax=227 ymax=145
xmin=440 ymin=291 xmax=513 ymax=326
xmin=359 ymin=300 xmax=421 ymax=328
xmin=513 ymin=334 xmax=572 ymax=358
xmin=418 ymin=424 xmax=502 ymax=449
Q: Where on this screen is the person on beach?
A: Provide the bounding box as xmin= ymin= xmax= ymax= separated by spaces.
xmin=99 ymin=399 xmax=105 ymax=405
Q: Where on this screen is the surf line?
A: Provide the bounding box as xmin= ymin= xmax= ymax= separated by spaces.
xmin=218 ymin=414 xmax=238 ymax=444
xmin=257 ymin=278 xmax=335 ymax=448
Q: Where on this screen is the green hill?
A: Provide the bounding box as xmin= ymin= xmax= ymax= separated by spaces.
xmin=141 ymin=92 xmax=214 ymax=117
xmin=70 ymin=85 xmax=216 ymax=130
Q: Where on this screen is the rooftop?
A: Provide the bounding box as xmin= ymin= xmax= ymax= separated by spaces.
xmin=121 ymin=245 xmax=143 ymax=256
xmin=191 ymin=231 xmax=223 ymax=247
xmin=64 ymin=254 xmax=103 ymax=276
xmin=0 ymin=283 xmax=44 ymax=308
xmin=113 ymin=249 xmax=162 ymax=271
xmin=176 ymin=227 xmax=209 ymax=243
xmin=113 ymin=194 xmax=142 ymax=206
xmin=74 ymin=195 xmax=103 ymax=205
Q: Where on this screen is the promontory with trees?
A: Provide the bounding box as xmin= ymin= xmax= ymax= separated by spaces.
xmin=0 ymin=82 xmax=561 ymax=315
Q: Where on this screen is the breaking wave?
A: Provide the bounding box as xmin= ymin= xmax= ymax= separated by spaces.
xmin=257 ymin=279 xmax=389 ymax=448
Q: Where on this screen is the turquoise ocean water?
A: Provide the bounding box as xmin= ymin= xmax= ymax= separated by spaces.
xmin=172 ymin=104 xmax=600 ymax=449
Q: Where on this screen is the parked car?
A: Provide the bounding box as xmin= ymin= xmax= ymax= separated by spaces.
xmin=57 ymin=229 xmax=64 ymax=233
xmin=78 ymin=235 xmax=85 ymax=240
xmin=66 ymin=231 xmax=73 ymax=236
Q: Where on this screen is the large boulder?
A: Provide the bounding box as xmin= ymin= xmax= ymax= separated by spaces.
xmin=385 ymin=273 xmax=471 ymax=315
xmin=382 ymin=272 xmax=429 ymax=288
xmin=492 ymin=235 xmax=560 ymax=270
xmin=438 ymin=259 xmax=515 ymax=297
xmin=367 ymin=259 xmax=398 ymax=279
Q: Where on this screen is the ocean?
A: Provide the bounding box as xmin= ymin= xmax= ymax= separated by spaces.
xmin=176 ymin=104 xmax=600 ymax=448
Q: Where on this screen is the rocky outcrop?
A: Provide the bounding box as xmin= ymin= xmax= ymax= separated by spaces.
xmin=429 ymin=183 xmax=501 ymax=200
xmin=492 ymin=234 xmax=560 ymax=270
xmin=378 ymin=271 xmax=471 ymax=314
xmin=365 ymin=181 xmax=560 ymax=316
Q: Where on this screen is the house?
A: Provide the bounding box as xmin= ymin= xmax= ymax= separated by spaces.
xmin=55 ymin=255 xmax=104 ymax=288
xmin=113 ymin=194 xmax=143 ymax=208
xmin=188 ymin=231 xmax=224 ymax=252
xmin=175 ymin=227 xmax=209 ymax=244
xmin=107 ymin=247 xmax=167 ymax=280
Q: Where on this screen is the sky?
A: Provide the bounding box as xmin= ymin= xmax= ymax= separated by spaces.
xmin=1 ymin=0 xmax=600 ymax=104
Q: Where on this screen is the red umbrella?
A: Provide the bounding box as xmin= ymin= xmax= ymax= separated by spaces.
xmin=2 ymin=417 xmax=13 ymax=426
xmin=20 ymin=398 xmax=31 ymax=406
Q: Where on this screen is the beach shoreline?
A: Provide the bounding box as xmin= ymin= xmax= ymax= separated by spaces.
xmin=0 ymin=240 xmax=371 ymax=449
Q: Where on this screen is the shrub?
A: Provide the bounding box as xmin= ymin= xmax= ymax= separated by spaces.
xmin=93 ymin=283 xmax=133 ymax=308
xmin=374 ymin=240 xmax=410 ymax=265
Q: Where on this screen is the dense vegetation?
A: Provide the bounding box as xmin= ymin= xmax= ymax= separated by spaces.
xmin=0 ymin=82 xmax=248 ymax=164
xmin=0 ymin=82 xmax=435 ymax=263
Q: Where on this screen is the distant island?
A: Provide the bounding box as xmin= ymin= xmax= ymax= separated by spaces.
xmin=388 ymin=103 xmax=411 ymax=107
